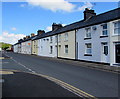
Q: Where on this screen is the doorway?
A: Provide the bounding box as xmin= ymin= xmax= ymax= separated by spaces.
xmin=116 ymin=44 xmax=120 ymax=63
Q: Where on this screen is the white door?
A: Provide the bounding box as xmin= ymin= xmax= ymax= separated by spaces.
xmin=101 ymin=43 xmax=109 ymax=63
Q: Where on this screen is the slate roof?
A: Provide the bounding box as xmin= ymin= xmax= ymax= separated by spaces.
xmin=15 ymin=7 xmax=120 ymax=44
xmin=34 ymin=7 xmax=120 ymax=40
xmin=22 ymin=36 xmax=36 ymax=42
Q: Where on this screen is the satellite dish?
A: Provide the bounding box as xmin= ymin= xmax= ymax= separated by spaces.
xmin=92 ymin=26 xmax=97 ymax=30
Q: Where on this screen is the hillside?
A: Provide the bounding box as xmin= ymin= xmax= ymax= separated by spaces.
xmin=0 ymin=42 xmax=12 ymax=50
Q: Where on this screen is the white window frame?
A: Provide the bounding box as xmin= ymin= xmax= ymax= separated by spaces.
xmin=85 ymin=28 xmax=91 ymax=38
xmin=113 ymin=21 xmax=120 ymax=35
xmin=64 ymin=33 xmax=68 ymax=41
xmin=103 ymin=44 xmax=108 ymax=56
xmin=65 ymin=45 xmax=68 ymax=54
xmin=101 ymin=23 xmax=108 ymax=36
xmin=85 ymin=43 xmax=92 ymax=55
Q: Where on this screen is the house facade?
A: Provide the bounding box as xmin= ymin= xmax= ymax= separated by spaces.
xmin=37 ymin=24 xmax=62 ymax=57
xmin=21 ymin=34 xmax=35 ymax=54
xmin=38 ymin=35 xmax=58 ymax=57
xmin=13 ymin=8 xmax=120 ymax=66
xmin=13 ymin=43 xmax=18 ymax=53
xmin=109 ymin=20 xmax=120 ymax=65
xmin=32 ymin=39 xmax=38 ymax=55
xmin=57 ymin=30 xmax=76 ymax=59
xmin=21 ymin=40 xmax=32 ymax=54
xmin=76 ymin=8 xmax=120 ymax=66
xmin=32 ymin=30 xmax=45 ymax=55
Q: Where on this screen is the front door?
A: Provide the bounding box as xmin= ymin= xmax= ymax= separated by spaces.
xmin=116 ymin=44 xmax=120 ymax=63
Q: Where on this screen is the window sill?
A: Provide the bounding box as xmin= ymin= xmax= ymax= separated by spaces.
xmin=65 ymin=53 xmax=68 ymax=54
xmin=100 ymin=35 xmax=108 ymax=38
xmin=112 ymin=34 xmax=120 ymax=36
xmin=84 ymin=54 xmax=92 ymax=56
xmin=64 ymin=40 xmax=68 ymax=42
xmin=84 ymin=37 xmax=91 ymax=40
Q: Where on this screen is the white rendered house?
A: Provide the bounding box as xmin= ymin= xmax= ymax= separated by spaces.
xmin=38 ymin=35 xmax=58 ymax=57
xmin=76 ymin=8 xmax=120 ymax=66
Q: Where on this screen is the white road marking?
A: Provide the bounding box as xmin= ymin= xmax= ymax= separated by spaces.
xmin=3 ymin=53 xmax=36 ymax=74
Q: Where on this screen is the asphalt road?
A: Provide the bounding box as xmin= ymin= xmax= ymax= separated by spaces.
xmin=2 ymin=52 xmax=119 ymax=98
xmin=2 ymin=71 xmax=78 ymax=97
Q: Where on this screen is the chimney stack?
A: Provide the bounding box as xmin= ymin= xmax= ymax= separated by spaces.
xmin=37 ymin=30 xmax=45 ymax=35
xmin=26 ymin=36 xmax=29 ymax=39
xmin=31 ymin=33 xmax=35 ymax=37
xmin=52 ymin=23 xmax=62 ymax=31
xmin=84 ymin=8 xmax=96 ymax=20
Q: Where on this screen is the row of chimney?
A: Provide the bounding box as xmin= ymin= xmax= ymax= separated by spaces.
xmin=20 ymin=22 xmax=64 ymax=41
xmin=18 ymin=8 xmax=96 ymax=42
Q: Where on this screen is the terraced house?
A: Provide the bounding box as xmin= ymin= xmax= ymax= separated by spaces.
xmin=13 ymin=8 xmax=120 ymax=66
xmin=21 ymin=34 xmax=35 ymax=54
xmin=36 ymin=23 xmax=63 ymax=57
xmin=75 ymin=8 xmax=120 ymax=66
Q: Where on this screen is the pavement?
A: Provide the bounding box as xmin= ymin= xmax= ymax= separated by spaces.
xmin=2 ymin=70 xmax=78 ymax=97
xmin=1 ymin=52 xmax=120 ymax=98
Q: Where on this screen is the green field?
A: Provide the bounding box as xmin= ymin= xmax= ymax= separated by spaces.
xmin=0 ymin=42 xmax=12 ymax=50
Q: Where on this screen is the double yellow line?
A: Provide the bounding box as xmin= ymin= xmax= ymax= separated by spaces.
xmin=34 ymin=73 xmax=98 ymax=98
xmin=1 ymin=69 xmax=98 ymax=98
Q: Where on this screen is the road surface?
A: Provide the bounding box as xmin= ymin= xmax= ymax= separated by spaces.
xmin=2 ymin=52 xmax=119 ymax=98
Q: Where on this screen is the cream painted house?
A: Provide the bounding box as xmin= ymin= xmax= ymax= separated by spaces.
xmin=32 ymin=30 xmax=45 ymax=55
xmin=32 ymin=39 xmax=38 ymax=55
xmin=58 ymin=30 xmax=76 ymax=59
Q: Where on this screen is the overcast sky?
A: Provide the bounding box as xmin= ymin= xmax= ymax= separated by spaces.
xmin=1 ymin=0 xmax=119 ymax=44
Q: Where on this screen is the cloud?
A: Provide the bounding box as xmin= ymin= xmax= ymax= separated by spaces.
xmin=24 ymin=0 xmax=94 ymax=12
xmin=25 ymin=0 xmax=76 ymax=12
xmin=46 ymin=26 xmax=52 ymax=32
xmin=0 ymin=31 xmax=26 ymax=44
xmin=11 ymin=27 xmax=17 ymax=31
xmin=78 ymin=2 xmax=94 ymax=11
xmin=20 ymin=4 xmax=26 ymax=7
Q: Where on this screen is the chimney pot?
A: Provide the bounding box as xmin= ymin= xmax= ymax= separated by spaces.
xmin=37 ymin=30 xmax=45 ymax=35
xmin=52 ymin=23 xmax=62 ymax=31
xmin=31 ymin=33 xmax=35 ymax=37
xmin=84 ymin=8 xmax=96 ymax=20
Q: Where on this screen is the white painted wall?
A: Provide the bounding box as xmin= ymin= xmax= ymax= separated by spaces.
xmin=13 ymin=44 xmax=18 ymax=53
xmin=21 ymin=40 xmax=32 ymax=54
xmin=109 ymin=19 xmax=120 ymax=65
xmin=76 ymin=23 xmax=110 ymax=64
xmin=38 ymin=35 xmax=57 ymax=57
